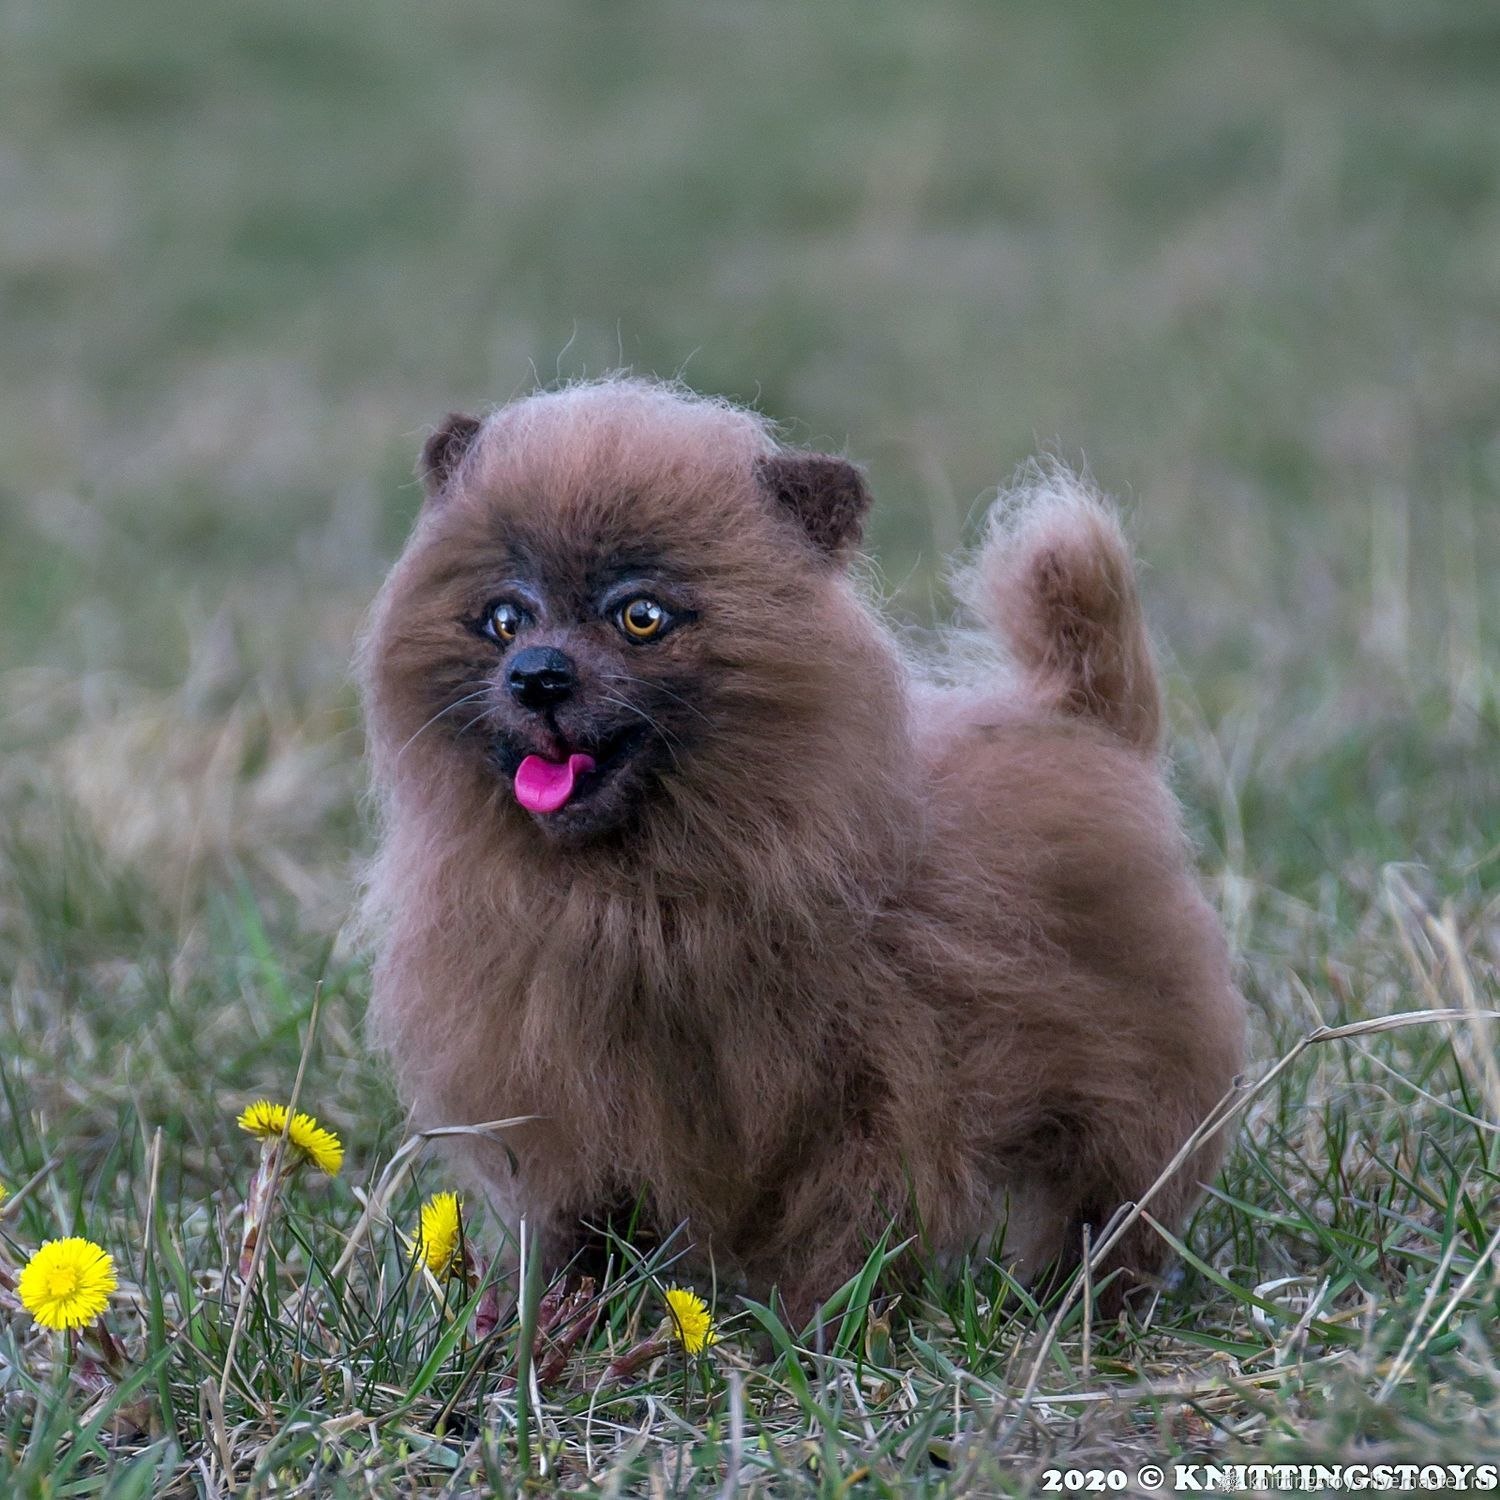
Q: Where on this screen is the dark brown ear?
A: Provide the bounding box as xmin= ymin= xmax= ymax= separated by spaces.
xmin=756 ymin=452 xmax=871 ymax=559
xmin=419 ymin=413 xmax=483 ymax=502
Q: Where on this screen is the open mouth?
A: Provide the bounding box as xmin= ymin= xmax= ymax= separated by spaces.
xmin=498 ymin=725 xmax=647 ymax=817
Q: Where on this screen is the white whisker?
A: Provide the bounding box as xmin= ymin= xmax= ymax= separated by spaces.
xmin=395 ymin=687 xmax=491 ymax=764
xmin=600 ymin=670 xmax=713 ymax=727
xmin=598 ymin=690 xmax=685 ymax=773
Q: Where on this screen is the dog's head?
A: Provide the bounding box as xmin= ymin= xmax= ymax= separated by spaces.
xmin=362 ymin=380 xmax=882 ymax=846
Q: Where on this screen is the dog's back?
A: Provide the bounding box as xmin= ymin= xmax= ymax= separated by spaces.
xmin=907 ymin=469 xmax=1244 ymax=1294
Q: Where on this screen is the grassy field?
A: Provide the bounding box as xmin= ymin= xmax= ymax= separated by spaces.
xmin=2 ymin=0 xmax=1499 ymax=1493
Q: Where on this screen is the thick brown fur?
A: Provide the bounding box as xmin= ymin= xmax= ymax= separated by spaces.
xmin=358 ymin=379 xmax=1245 ymax=1320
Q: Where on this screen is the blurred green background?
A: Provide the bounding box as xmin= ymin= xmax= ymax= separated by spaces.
xmin=2 ymin=0 xmax=1498 ymax=1074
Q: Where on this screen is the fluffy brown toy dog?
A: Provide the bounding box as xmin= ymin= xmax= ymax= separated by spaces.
xmin=359 ymin=378 xmax=1244 ymax=1319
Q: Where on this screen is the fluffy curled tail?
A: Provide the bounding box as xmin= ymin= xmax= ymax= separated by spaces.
xmin=965 ymin=466 xmax=1163 ymax=753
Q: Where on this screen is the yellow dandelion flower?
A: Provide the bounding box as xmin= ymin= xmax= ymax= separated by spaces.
xmin=411 ymin=1192 xmax=463 ymax=1277
xmin=236 ymin=1099 xmax=344 ymax=1176
xmin=18 ymin=1238 xmax=117 ymax=1330
xmin=663 ymin=1286 xmax=717 ymax=1355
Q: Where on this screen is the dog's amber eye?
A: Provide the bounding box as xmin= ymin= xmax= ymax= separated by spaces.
xmin=618 ymin=597 xmax=667 ymax=641
xmin=485 ymin=601 xmax=523 ymax=643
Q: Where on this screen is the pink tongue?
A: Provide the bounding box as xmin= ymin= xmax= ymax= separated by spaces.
xmin=514 ymin=752 xmax=596 ymax=814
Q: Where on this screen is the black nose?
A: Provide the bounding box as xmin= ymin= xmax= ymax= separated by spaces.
xmin=507 ymin=646 xmax=576 ymax=710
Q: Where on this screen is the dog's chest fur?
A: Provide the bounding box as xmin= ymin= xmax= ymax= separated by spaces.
xmin=375 ymin=845 xmax=899 ymax=1223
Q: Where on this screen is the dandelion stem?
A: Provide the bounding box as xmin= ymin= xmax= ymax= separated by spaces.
xmin=218 ymin=981 xmax=323 ymax=1410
